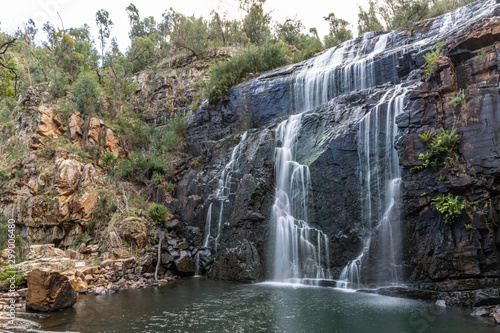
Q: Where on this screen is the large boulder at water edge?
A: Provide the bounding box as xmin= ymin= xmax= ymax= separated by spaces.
xmin=26 ymin=268 xmax=77 ymax=312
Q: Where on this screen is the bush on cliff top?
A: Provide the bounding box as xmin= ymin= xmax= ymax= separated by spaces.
xmin=148 ymin=203 xmax=170 ymax=225
xmin=206 ymin=42 xmax=291 ymax=103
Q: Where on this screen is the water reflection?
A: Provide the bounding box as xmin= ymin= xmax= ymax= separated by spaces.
xmin=34 ymin=278 xmax=500 ymax=333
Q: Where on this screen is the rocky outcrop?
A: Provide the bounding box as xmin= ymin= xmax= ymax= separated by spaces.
xmin=131 ymin=49 xmax=235 ymax=124
xmin=36 ymin=106 xmax=66 ymax=139
xmin=26 ymin=268 xmax=77 ymax=312
xmin=170 ymin=0 xmax=500 ymax=295
xmin=210 ymin=239 xmax=264 ymax=281
xmin=68 ymin=112 xmax=83 ymax=146
xmin=116 ymin=217 xmax=148 ymax=249
xmin=397 ymin=15 xmax=500 ymax=288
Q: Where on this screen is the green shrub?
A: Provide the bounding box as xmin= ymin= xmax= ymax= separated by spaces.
xmin=73 ymin=234 xmax=92 ymax=246
xmin=0 ymin=96 xmax=17 ymax=123
xmin=431 ymin=193 xmax=465 ymax=224
xmin=169 ymin=113 xmax=188 ymax=138
xmin=415 ymin=129 xmax=459 ymax=170
xmin=423 ymin=41 xmax=445 ymax=81
xmin=0 ymin=217 xmax=8 ymax=248
xmin=14 ymin=169 xmax=23 ymax=179
xmin=0 ymin=267 xmax=23 ymax=286
xmin=206 ymin=42 xmax=291 ymax=103
xmin=152 ymin=171 xmax=165 ymax=186
xmin=0 ymin=169 xmax=9 ymax=183
xmin=71 ymin=72 xmax=104 ymax=114
xmin=116 ymin=150 xmax=150 ymax=180
xmin=165 ymin=182 xmax=175 ymax=193
xmin=449 ymin=94 xmax=465 ymax=107
xmin=102 ymin=152 xmax=118 ymax=174
xmin=148 ymin=203 xmax=169 ymax=225
xmin=88 ymin=191 xmax=117 ymax=233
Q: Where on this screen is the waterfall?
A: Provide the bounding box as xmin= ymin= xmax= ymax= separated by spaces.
xmin=293 ymin=31 xmax=395 ymax=113
xmin=339 ymin=86 xmax=408 ymax=289
xmin=202 ymin=132 xmax=248 ymax=252
xmin=271 ymin=114 xmax=331 ymax=284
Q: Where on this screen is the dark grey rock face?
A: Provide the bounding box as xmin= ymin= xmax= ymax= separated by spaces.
xmin=170 ymin=0 xmax=500 ymax=297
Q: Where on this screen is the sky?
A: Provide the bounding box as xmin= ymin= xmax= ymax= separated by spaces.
xmin=0 ymin=0 xmax=367 ymax=51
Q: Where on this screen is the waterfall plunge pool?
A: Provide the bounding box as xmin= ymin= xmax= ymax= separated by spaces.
xmin=34 ymin=278 xmax=499 ymax=332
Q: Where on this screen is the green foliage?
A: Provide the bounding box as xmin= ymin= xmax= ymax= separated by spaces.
xmin=127 ymin=36 xmax=156 ymax=73
xmin=323 ymin=13 xmax=353 ymax=48
xmin=88 ymin=191 xmax=117 ymax=233
xmin=74 ymin=234 xmax=92 ymax=246
xmin=241 ymin=1 xmax=271 ymax=46
xmin=0 ymin=267 xmax=23 ymax=286
xmin=415 ymin=128 xmax=459 ymax=170
xmin=206 ymin=42 xmax=290 ymax=103
xmin=152 ymin=171 xmax=165 ymax=186
xmin=431 ymin=193 xmax=465 ymax=224
xmin=449 ymin=93 xmax=466 ymax=107
xmin=102 ymin=152 xmax=118 ymax=174
xmin=464 ymin=223 xmax=473 ymax=231
xmin=14 ymin=169 xmax=23 ymax=179
xmin=0 ymin=96 xmax=17 ymax=122
xmin=148 ymin=203 xmax=169 ymax=225
xmin=71 ymin=71 xmax=104 ymax=114
xmin=116 ymin=150 xmax=150 ymax=180
xmin=423 ymin=41 xmax=445 ymax=81
xmin=169 ymin=113 xmax=188 ymax=138
xmin=163 ymin=9 xmax=208 ymax=56
xmin=0 ymin=169 xmax=9 ymax=183
xmin=95 ymin=9 xmax=114 ymax=60
xmin=357 ymin=0 xmax=384 ymax=35
xmin=0 ymin=217 xmax=8 ymax=248
xmin=0 ymin=53 xmax=17 ymax=97
xmin=164 ymin=182 xmax=175 ymax=193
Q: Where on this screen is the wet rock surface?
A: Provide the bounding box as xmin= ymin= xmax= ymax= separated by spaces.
xmin=172 ymin=0 xmax=500 ymax=299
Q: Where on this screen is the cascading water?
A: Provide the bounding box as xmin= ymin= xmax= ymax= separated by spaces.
xmin=293 ymin=31 xmax=395 ymax=113
xmin=271 ymin=114 xmax=331 ymax=284
xmin=339 ymin=86 xmax=408 ymax=289
xmin=201 ymin=132 xmax=248 ymax=253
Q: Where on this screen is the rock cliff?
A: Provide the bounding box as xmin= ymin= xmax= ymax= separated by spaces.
xmin=170 ymin=0 xmax=500 ymax=304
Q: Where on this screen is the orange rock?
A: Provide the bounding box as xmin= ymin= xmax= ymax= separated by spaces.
xmin=68 ymin=112 xmax=83 ymax=146
xmin=88 ymin=117 xmax=104 ymax=144
xmin=105 ymin=128 xmax=122 ymax=157
xmin=55 ymin=158 xmax=83 ymax=197
xmin=36 ymin=106 xmax=59 ymax=138
xmin=70 ymin=279 xmax=88 ymax=293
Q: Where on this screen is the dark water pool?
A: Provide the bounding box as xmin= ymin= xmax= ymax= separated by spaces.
xmin=34 ymin=278 xmax=499 ymax=333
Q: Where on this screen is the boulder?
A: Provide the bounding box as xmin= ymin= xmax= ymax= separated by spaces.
xmin=71 ymin=279 xmax=88 ymax=293
xmin=93 ymin=286 xmax=106 ymax=295
xmin=494 ymin=313 xmax=500 ymax=325
xmin=26 ymin=244 xmax=66 ymax=260
xmin=65 ymin=249 xmax=80 ymax=260
xmin=161 ymin=253 xmax=174 ymax=264
xmin=174 ymin=250 xmax=195 ymax=274
xmin=26 ymin=269 xmax=77 ymax=312
xmin=470 ymin=307 xmax=490 ymax=317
